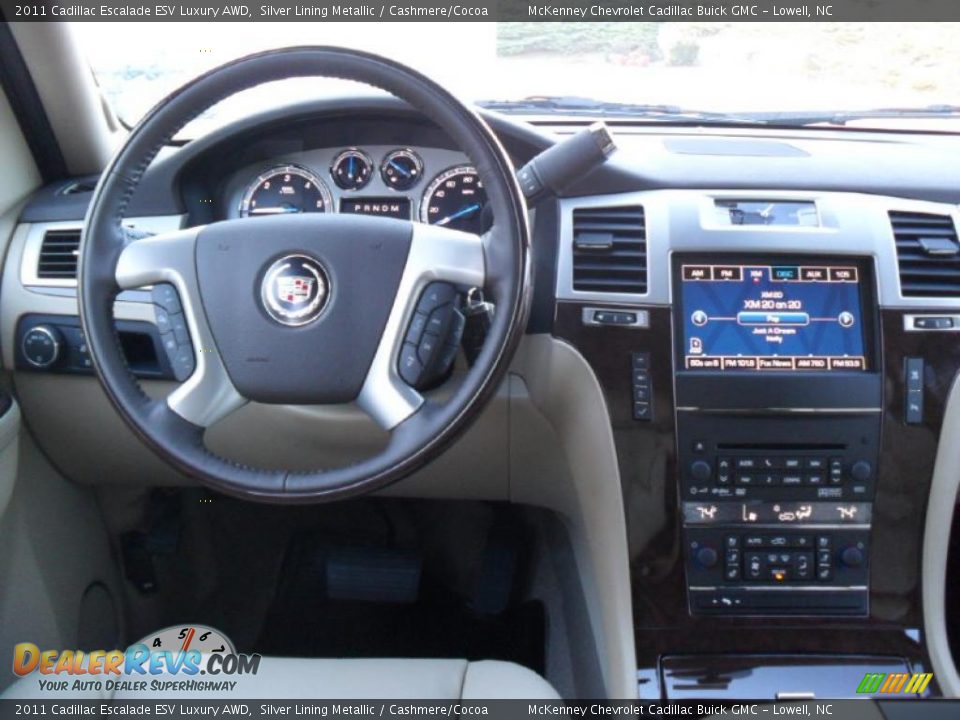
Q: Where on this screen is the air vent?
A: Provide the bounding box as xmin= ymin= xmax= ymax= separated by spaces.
xmin=58 ymin=179 xmax=97 ymax=195
xmin=890 ymin=211 xmax=960 ymax=297
xmin=37 ymin=229 xmax=81 ymax=279
xmin=572 ymin=205 xmax=647 ymax=293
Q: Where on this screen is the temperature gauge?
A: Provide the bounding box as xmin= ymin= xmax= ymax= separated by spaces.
xmin=380 ymin=149 xmax=423 ymax=191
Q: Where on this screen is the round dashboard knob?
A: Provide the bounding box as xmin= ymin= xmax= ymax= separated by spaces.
xmin=840 ymin=546 xmax=864 ymax=568
xmin=22 ymin=325 xmax=62 ymax=369
xmin=695 ymin=546 xmax=719 ymax=568
xmin=690 ymin=460 xmax=713 ymax=482
xmin=851 ymin=461 xmax=872 ymax=482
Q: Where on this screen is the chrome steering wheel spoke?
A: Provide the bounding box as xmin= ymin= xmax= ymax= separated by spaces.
xmin=115 ymin=228 xmax=247 ymax=428
xmin=357 ymin=222 xmax=486 ymax=431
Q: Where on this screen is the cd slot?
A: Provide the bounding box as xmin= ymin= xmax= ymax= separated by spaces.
xmin=716 ymin=443 xmax=845 ymax=451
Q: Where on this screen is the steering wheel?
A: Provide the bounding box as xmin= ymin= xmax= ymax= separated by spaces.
xmin=79 ymin=48 xmax=530 ymax=502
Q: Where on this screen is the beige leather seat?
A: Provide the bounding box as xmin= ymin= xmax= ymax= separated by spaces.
xmin=2 ymin=658 xmax=560 ymax=700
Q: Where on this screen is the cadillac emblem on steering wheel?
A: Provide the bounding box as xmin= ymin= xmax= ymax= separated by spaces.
xmin=260 ymin=254 xmax=330 ymax=326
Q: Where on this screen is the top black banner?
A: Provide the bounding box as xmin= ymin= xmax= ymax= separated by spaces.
xmin=4 ymin=0 xmax=960 ymax=22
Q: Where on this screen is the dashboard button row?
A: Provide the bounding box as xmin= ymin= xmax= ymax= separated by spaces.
xmin=631 ymin=352 xmax=652 ymax=421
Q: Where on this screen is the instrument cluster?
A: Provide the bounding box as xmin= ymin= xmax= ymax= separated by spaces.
xmin=233 ymin=145 xmax=489 ymax=235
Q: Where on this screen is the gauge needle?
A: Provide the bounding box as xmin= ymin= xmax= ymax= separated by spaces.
xmin=180 ymin=627 xmax=196 ymax=653
xmin=389 ymin=160 xmax=411 ymax=177
xmin=435 ymin=203 xmax=481 ymax=226
xmin=249 ymin=207 xmax=299 ymax=215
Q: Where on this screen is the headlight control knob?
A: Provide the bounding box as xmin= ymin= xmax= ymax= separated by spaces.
xmin=22 ymin=325 xmax=62 ymax=369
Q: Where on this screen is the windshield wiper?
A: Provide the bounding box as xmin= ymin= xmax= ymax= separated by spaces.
xmin=743 ymin=105 xmax=960 ymax=127
xmin=476 ymin=96 xmax=765 ymax=124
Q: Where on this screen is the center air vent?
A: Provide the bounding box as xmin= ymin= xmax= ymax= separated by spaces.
xmin=37 ymin=228 xmax=81 ymax=279
xmin=572 ymin=205 xmax=647 ymax=293
xmin=890 ymin=211 xmax=960 ymax=297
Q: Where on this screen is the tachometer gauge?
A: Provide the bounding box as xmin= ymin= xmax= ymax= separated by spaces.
xmin=138 ymin=624 xmax=234 ymax=654
xmin=331 ymin=148 xmax=373 ymax=190
xmin=240 ymin=165 xmax=332 ymax=217
xmin=420 ymin=166 xmax=488 ymax=234
xmin=381 ymin=149 xmax=423 ymax=191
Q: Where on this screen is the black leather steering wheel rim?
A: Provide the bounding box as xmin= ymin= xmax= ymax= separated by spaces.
xmin=79 ymin=47 xmax=530 ymax=502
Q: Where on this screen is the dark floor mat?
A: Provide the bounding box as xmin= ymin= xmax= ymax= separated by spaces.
xmin=256 ymin=533 xmax=546 ymax=674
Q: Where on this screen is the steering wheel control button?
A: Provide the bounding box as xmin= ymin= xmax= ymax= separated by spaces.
xmin=405 ymin=312 xmax=428 ymax=344
xmin=418 ymin=333 xmax=440 ymax=365
xmin=22 ymin=325 xmax=62 ymax=369
xmin=149 ymin=283 xmax=197 ymax=382
xmin=398 ymin=343 xmax=423 ymax=385
xmin=152 ymin=284 xmax=182 ymax=314
xmin=260 ymin=254 xmax=330 ymax=327
xmin=398 ymin=282 xmax=467 ymax=390
xmin=172 ymin=346 xmax=196 ymax=382
xmin=417 ymin=282 xmax=457 ymax=314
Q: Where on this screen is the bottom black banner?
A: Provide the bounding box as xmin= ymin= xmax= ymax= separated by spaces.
xmin=0 ymin=700 xmax=959 ymax=720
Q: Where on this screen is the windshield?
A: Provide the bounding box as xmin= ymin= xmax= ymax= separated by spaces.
xmin=74 ymin=22 xmax=960 ymax=134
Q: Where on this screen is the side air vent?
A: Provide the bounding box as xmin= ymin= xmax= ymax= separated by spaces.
xmin=572 ymin=205 xmax=647 ymax=293
xmin=37 ymin=229 xmax=81 ymax=279
xmin=890 ymin=211 xmax=960 ymax=297
xmin=58 ymin=178 xmax=97 ymax=195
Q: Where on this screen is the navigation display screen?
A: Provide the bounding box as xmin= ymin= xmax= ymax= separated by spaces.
xmin=678 ymin=262 xmax=868 ymax=372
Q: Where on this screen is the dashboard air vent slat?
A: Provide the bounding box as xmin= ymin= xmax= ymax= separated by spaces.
xmin=37 ymin=229 xmax=81 ymax=279
xmin=572 ymin=206 xmax=647 ymax=294
xmin=890 ymin=211 xmax=960 ymax=297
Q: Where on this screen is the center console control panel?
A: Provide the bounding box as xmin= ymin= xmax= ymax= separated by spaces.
xmin=673 ymin=254 xmax=881 ymax=617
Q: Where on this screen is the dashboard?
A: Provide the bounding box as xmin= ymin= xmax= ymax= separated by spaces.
xmin=7 ymin=98 xmax=960 ymax=693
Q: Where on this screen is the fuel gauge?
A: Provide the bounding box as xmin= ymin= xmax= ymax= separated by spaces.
xmin=331 ymin=149 xmax=372 ymax=190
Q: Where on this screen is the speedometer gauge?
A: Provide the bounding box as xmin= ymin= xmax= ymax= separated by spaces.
xmin=240 ymin=165 xmax=332 ymax=217
xmin=420 ymin=166 xmax=489 ymax=234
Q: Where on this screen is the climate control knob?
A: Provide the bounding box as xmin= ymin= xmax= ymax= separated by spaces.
xmin=690 ymin=460 xmax=713 ymax=482
xmin=695 ymin=546 xmax=719 ymax=568
xmin=22 ymin=325 xmax=62 ymax=369
xmin=840 ymin=546 xmax=865 ymax=568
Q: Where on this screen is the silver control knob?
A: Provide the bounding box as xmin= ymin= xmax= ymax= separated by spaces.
xmin=22 ymin=325 xmax=62 ymax=369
